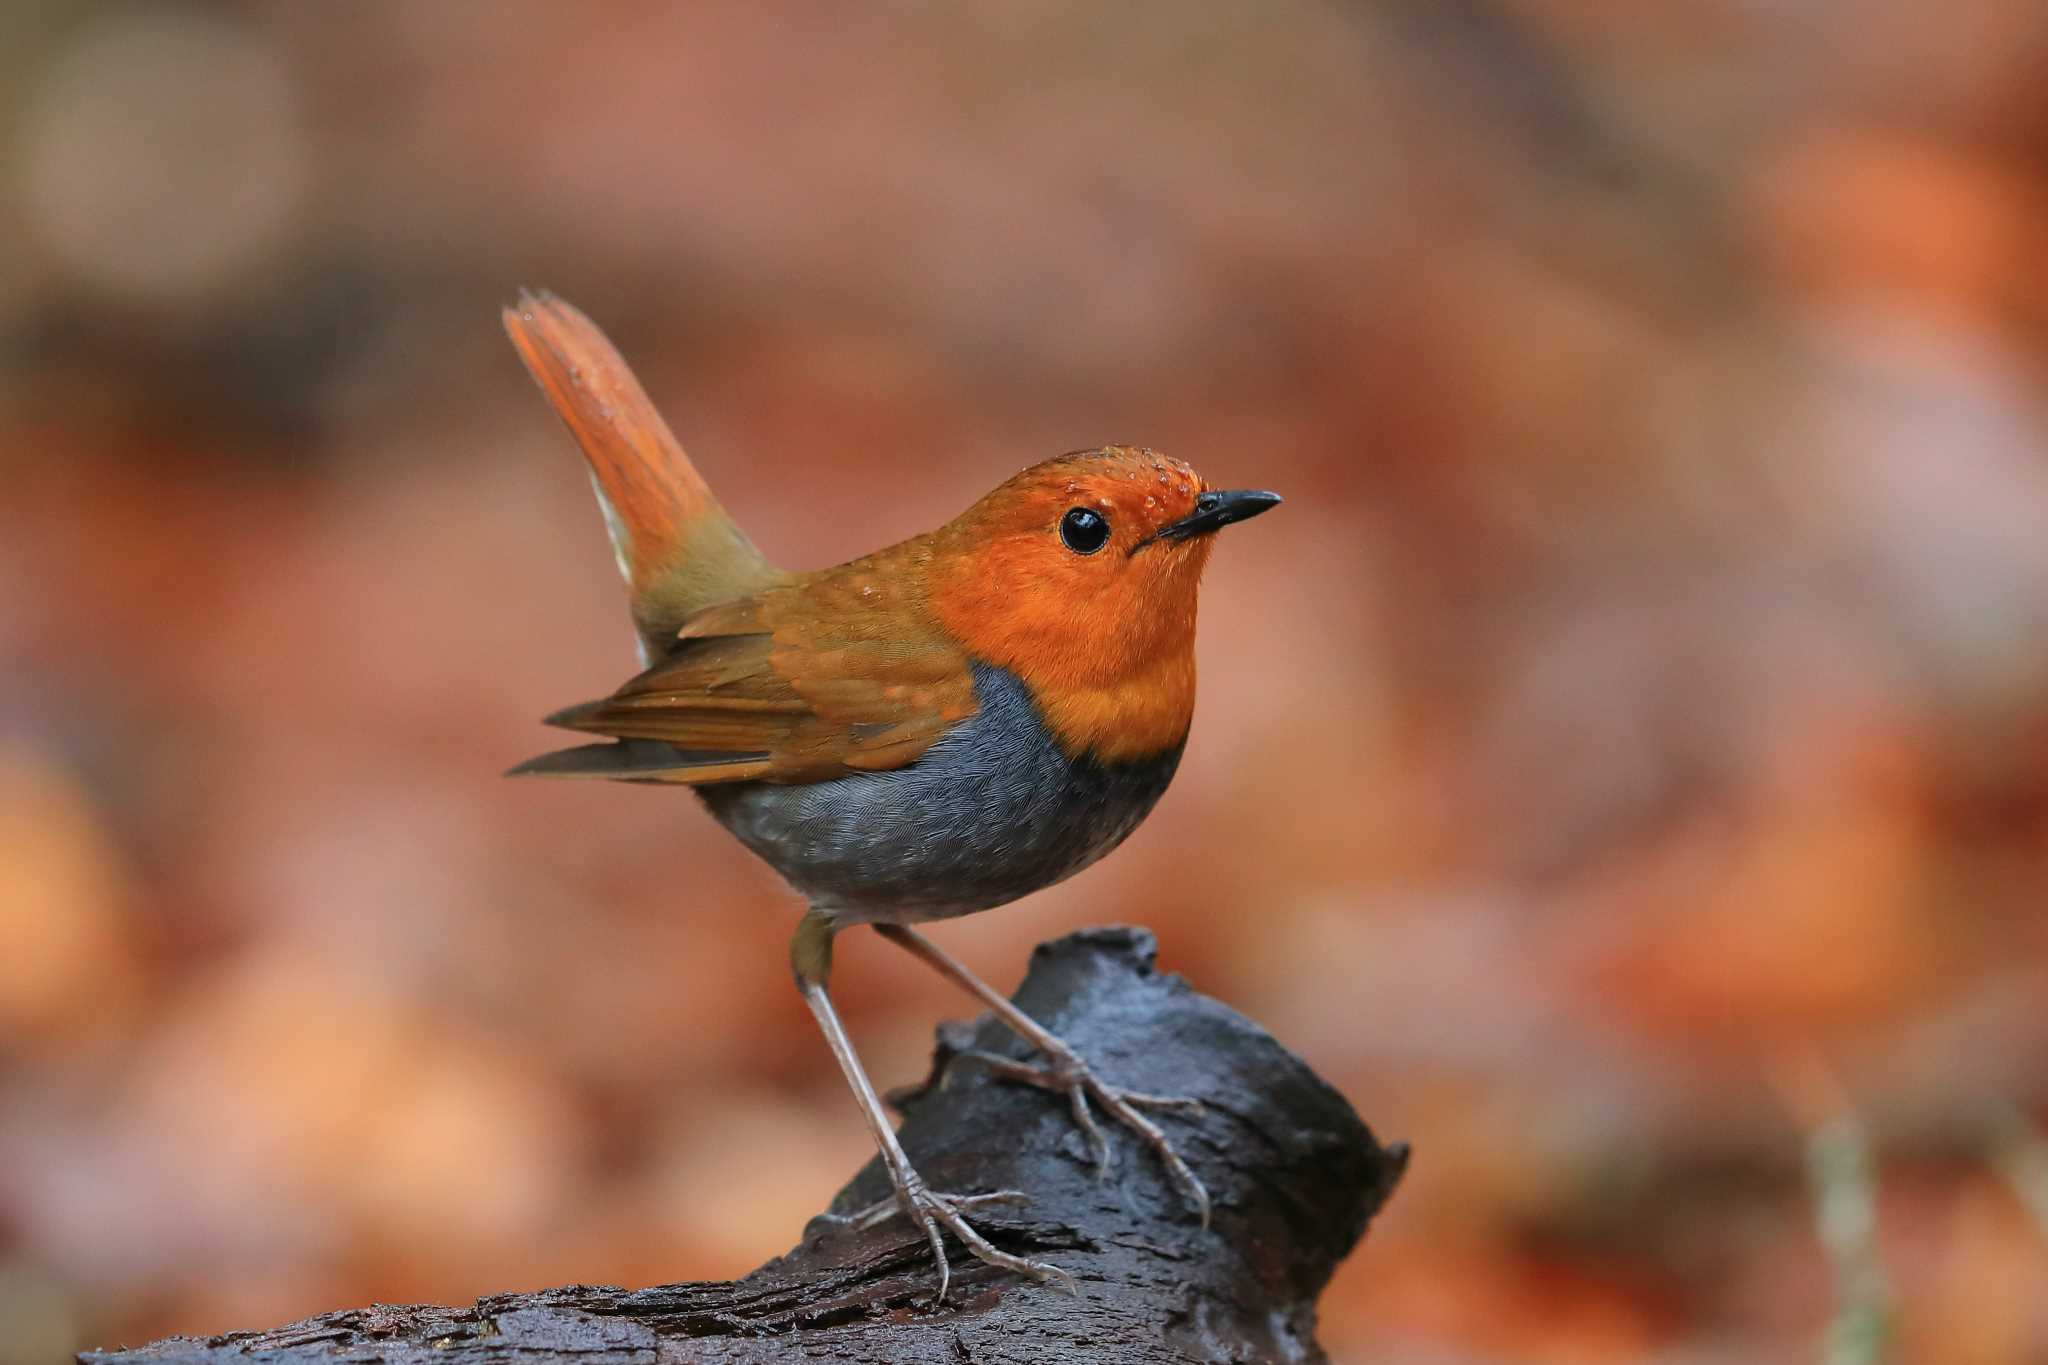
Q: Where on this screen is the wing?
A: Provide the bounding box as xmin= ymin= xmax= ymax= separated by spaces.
xmin=511 ymin=552 xmax=979 ymax=785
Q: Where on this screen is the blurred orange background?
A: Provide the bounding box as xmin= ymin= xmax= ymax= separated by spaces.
xmin=3 ymin=4 xmax=2047 ymax=1362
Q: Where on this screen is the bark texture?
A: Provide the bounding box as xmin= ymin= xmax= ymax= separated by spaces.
xmin=83 ymin=927 xmax=1407 ymax=1364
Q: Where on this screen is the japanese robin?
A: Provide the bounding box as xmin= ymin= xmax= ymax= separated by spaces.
xmin=503 ymin=292 xmax=1280 ymax=1297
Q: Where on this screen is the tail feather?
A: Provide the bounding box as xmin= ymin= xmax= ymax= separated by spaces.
xmin=502 ymin=291 xmax=780 ymax=652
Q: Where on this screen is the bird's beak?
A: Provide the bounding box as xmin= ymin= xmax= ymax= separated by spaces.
xmin=1148 ymin=489 xmax=1284 ymax=545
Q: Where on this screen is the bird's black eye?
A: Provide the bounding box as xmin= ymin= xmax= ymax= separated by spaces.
xmin=1059 ymin=506 xmax=1111 ymax=554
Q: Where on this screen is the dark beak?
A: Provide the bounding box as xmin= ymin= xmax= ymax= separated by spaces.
xmin=1148 ymin=488 xmax=1283 ymax=545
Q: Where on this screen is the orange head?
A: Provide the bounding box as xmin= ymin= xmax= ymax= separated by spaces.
xmin=925 ymin=446 xmax=1280 ymax=763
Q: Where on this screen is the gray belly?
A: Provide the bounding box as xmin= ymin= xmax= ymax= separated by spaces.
xmin=699 ymin=663 xmax=1183 ymax=923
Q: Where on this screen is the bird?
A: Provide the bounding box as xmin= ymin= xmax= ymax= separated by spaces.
xmin=502 ymin=291 xmax=1281 ymax=1299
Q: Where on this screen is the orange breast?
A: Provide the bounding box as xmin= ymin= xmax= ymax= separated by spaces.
xmin=927 ymin=531 xmax=1209 ymax=764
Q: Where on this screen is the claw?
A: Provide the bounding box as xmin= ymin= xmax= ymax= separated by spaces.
xmin=832 ymin=1175 xmax=1061 ymax=1302
xmin=1069 ymin=1085 xmax=1112 ymax=1173
xmin=950 ymin=1046 xmax=1211 ymax=1227
xmin=883 ymin=1179 xmax=1070 ymax=1304
xmin=822 ymin=1186 xmax=1029 ymax=1233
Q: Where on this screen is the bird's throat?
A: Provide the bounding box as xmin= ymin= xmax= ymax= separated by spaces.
xmin=1025 ymin=650 xmax=1197 ymax=763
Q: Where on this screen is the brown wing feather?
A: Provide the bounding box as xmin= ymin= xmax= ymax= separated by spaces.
xmin=534 ymin=544 xmax=978 ymax=785
xmin=507 ymin=739 xmax=774 ymax=784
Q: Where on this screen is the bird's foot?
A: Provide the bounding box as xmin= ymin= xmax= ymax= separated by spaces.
xmin=847 ymin=1172 xmax=1075 ymax=1303
xmin=820 ymin=1186 xmax=1027 ymax=1232
xmin=950 ymin=1044 xmax=1211 ymax=1226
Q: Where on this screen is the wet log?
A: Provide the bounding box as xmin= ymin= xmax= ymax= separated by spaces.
xmin=84 ymin=926 xmax=1407 ymax=1364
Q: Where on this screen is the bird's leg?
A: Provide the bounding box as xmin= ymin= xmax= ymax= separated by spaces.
xmin=790 ymin=909 xmax=1075 ymax=1301
xmin=873 ymin=923 xmax=1210 ymax=1227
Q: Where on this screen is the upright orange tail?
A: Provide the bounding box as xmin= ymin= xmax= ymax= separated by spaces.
xmin=503 ymin=291 xmax=780 ymax=654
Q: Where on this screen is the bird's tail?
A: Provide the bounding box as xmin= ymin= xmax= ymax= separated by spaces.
xmin=503 ymin=291 xmax=779 ymax=655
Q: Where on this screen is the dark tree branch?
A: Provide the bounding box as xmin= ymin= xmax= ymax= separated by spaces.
xmin=84 ymin=927 xmax=1407 ymax=1364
